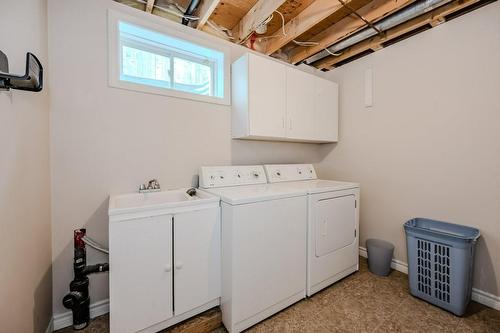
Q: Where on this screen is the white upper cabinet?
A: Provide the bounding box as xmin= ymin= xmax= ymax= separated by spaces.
xmin=232 ymin=53 xmax=286 ymax=139
xmin=232 ymin=53 xmax=338 ymax=143
xmin=286 ymin=67 xmax=316 ymax=140
xmin=315 ymin=77 xmax=339 ymax=142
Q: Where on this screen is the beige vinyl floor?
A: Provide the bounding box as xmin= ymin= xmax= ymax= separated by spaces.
xmin=56 ymin=258 xmax=500 ymax=333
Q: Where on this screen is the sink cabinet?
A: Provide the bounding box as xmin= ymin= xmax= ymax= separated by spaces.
xmin=174 ymin=208 xmax=221 ymax=315
xmin=110 ymin=215 xmax=174 ymax=333
xmin=109 ymin=206 xmax=220 ymax=333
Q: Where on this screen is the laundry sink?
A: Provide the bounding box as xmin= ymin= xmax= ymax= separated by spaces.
xmin=108 ymin=188 xmax=219 ymax=218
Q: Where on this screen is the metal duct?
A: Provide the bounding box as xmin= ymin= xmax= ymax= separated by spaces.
xmin=182 ymin=0 xmax=201 ymax=25
xmin=304 ymin=0 xmax=453 ymax=65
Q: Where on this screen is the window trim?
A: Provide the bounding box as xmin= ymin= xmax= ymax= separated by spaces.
xmin=108 ymin=9 xmax=230 ymax=105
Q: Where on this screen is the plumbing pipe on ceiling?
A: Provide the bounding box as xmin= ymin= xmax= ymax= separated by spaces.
xmin=303 ymin=0 xmax=453 ymax=65
xmin=182 ymin=0 xmax=201 ymax=25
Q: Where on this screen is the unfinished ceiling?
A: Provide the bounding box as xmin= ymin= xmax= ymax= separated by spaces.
xmin=115 ymin=0 xmax=496 ymax=70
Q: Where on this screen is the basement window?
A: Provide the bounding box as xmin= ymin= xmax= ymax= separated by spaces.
xmin=108 ymin=11 xmax=229 ymax=105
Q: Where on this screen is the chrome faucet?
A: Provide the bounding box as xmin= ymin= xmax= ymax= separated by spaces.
xmin=139 ymin=179 xmax=161 ymax=193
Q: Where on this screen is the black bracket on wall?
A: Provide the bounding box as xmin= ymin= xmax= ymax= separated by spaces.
xmin=0 ymin=50 xmax=43 ymax=92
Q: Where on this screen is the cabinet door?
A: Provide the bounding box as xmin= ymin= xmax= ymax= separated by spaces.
xmin=286 ymin=68 xmax=316 ymax=140
xmin=174 ymin=208 xmax=221 ymax=315
xmin=248 ymin=54 xmax=286 ymax=138
xmin=109 ymin=215 xmax=173 ymax=333
xmin=315 ymin=78 xmax=339 ymax=142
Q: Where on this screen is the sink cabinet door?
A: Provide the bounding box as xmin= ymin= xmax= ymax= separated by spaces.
xmin=109 ymin=215 xmax=173 ymax=333
xmin=173 ymin=208 xmax=221 ymax=315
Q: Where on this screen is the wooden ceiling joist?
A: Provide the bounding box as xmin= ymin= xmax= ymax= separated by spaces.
xmin=263 ymin=0 xmax=354 ymax=55
xmin=146 ymin=0 xmax=155 ymax=13
xmin=288 ymin=0 xmax=415 ymax=64
xmin=260 ymin=0 xmax=317 ymax=38
xmin=232 ymin=0 xmax=289 ymax=42
xmin=115 ymin=0 xmax=496 ymax=71
xmin=196 ymin=0 xmax=222 ymax=29
xmin=314 ymin=0 xmax=482 ymax=70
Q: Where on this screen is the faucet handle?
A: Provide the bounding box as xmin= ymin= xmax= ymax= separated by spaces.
xmin=148 ymin=179 xmax=160 ymax=189
xmin=139 ymin=179 xmax=160 ymax=192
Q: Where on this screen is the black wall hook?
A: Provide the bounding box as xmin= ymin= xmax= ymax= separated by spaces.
xmin=0 ymin=51 xmax=43 ymax=92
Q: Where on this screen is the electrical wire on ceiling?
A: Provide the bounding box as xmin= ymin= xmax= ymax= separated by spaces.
xmin=337 ymin=0 xmax=382 ymax=35
xmin=134 ymin=0 xmax=199 ymax=20
xmin=170 ymin=1 xmax=187 ymax=13
xmin=255 ymin=13 xmax=274 ymax=34
xmin=206 ymin=20 xmax=235 ymax=40
xmin=160 ymin=0 xmax=188 ymax=14
xmin=324 ymin=48 xmax=343 ymax=56
xmin=271 ymin=10 xmax=342 ymax=57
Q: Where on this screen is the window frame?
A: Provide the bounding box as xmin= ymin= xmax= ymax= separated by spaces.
xmin=108 ymin=9 xmax=230 ymax=105
xmin=120 ymin=37 xmax=174 ymax=89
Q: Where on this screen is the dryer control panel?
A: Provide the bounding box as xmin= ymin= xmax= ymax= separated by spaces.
xmin=264 ymin=164 xmax=317 ymax=183
xmin=199 ymin=165 xmax=267 ymax=188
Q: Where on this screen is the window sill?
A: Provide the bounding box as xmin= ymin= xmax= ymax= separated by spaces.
xmin=109 ymin=76 xmax=230 ymax=106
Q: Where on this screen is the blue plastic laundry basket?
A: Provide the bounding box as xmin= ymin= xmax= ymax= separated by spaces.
xmin=404 ymin=218 xmax=480 ymax=316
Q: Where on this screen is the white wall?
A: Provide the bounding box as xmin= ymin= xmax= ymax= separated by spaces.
xmin=319 ymin=3 xmax=500 ymax=296
xmin=0 ymin=1 xmax=52 ymax=332
xmin=48 ymin=0 xmax=323 ymax=317
xmin=48 ymin=0 xmax=500 ymax=320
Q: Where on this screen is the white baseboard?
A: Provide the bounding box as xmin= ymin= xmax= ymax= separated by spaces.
xmin=471 ymin=288 xmax=500 ymax=311
xmin=359 ymin=246 xmax=500 ymax=311
xmin=45 ymin=318 xmax=53 ymax=333
xmin=48 ymin=249 xmax=500 ymax=331
xmin=359 ymin=246 xmax=408 ymax=274
xmin=52 ymin=298 xmax=109 ymax=331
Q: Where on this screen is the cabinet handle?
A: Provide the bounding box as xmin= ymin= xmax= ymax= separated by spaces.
xmin=175 ymin=262 xmax=184 ymax=270
xmin=164 ymin=265 xmax=172 ymax=272
xmin=282 ymin=117 xmax=285 ymax=129
xmin=289 ymin=118 xmax=292 ymax=130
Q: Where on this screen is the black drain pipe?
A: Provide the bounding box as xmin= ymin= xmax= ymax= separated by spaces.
xmin=182 ymin=0 xmax=201 ymax=25
xmin=62 ymin=229 xmax=109 ymax=330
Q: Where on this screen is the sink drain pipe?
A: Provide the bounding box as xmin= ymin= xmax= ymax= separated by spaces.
xmin=62 ymin=229 xmax=109 ymax=330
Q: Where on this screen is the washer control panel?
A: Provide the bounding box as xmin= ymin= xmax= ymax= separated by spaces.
xmin=199 ymin=165 xmax=267 ymax=188
xmin=264 ymin=164 xmax=317 ymax=183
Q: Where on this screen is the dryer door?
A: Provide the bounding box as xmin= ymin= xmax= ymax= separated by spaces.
xmin=315 ymin=194 xmax=356 ymax=257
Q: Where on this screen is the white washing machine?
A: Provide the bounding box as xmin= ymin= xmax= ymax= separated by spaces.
xmin=198 ymin=165 xmax=307 ymax=333
xmin=264 ymin=164 xmax=360 ymax=296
